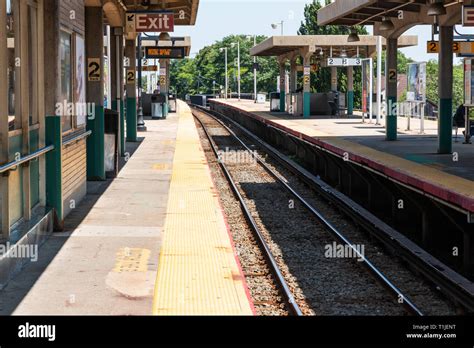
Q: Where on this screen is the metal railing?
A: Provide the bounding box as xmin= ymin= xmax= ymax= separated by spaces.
xmin=0 ymin=145 xmax=55 ymax=174
xmin=0 ymin=130 xmax=92 ymax=174
xmin=62 ymin=130 xmax=92 ymax=147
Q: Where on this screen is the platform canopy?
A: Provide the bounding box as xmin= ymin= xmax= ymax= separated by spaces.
xmin=317 ymin=0 xmax=468 ymax=36
xmin=250 ymin=35 xmax=418 ymax=59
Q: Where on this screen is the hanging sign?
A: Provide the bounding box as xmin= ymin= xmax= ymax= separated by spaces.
xmin=145 ymin=47 xmax=185 ymax=59
xmin=126 ymin=11 xmax=175 ymax=33
xmin=327 ymin=58 xmax=362 ymax=67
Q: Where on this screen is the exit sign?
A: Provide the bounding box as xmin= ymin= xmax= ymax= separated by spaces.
xmin=463 ymin=5 xmax=474 ymax=27
xmin=126 ymin=12 xmax=174 ymax=33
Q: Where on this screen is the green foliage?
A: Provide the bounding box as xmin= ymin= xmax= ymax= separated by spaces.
xmin=170 ymin=35 xmax=279 ymax=99
xmin=426 ymin=59 xmax=464 ymax=111
xmin=299 ymin=0 xmax=366 ymax=36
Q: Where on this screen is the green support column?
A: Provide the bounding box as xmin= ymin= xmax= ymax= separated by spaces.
xmin=125 ymin=39 xmax=137 ymax=142
xmin=87 ymin=106 xmax=105 ymax=180
xmin=386 ymin=38 xmax=398 ymax=141
xmin=279 ymin=61 xmax=286 ymax=112
xmin=347 ymin=66 xmax=354 ymax=115
xmin=303 ymin=92 xmax=311 ymax=118
xmin=438 ymin=26 xmax=454 ymax=154
xmin=280 ymin=91 xmax=286 ymax=112
xmin=120 ymin=100 xmax=125 ymax=156
xmin=85 ymin=6 xmax=105 ymax=180
xmin=126 ymin=97 xmax=137 ymax=142
xmin=303 ymin=53 xmax=312 ymax=118
xmin=45 ymin=116 xmax=63 ymax=226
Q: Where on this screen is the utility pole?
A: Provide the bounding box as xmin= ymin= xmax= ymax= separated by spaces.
xmin=253 ymin=35 xmax=257 ymax=103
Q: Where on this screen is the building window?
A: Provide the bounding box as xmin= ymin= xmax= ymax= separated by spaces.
xmin=60 ymin=30 xmax=72 ymax=132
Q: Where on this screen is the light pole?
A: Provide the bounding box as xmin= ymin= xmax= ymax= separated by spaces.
xmin=220 ymin=47 xmax=228 ymax=99
xmin=271 ymin=21 xmax=284 ymax=35
xmin=248 ymin=35 xmax=258 ymax=102
xmin=231 ymin=41 xmax=241 ymax=101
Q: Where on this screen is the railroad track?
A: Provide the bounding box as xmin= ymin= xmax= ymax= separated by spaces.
xmin=192 ymin=106 xmax=426 ymax=316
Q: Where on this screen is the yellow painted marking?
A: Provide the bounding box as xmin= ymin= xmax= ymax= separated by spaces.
xmin=152 ymin=163 xmax=172 ymax=170
xmin=113 ymin=248 xmax=151 ymax=273
xmin=152 ymin=101 xmax=254 ymax=316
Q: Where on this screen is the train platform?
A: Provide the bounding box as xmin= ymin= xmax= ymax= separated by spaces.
xmin=0 ymin=101 xmax=254 ymax=316
xmin=210 ymin=99 xmax=474 ymax=217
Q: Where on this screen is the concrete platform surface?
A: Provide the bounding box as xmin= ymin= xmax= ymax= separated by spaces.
xmin=212 ymin=99 xmax=474 ymax=214
xmin=0 ymin=110 xmax=180 ymax=315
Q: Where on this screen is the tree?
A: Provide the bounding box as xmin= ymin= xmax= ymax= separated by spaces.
xmin=426 ymin=59 xmax=464 ymax=111
xmin=171 ymin=35 xmax=279 ymax=99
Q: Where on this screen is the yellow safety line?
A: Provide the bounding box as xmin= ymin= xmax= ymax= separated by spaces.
xmin=152 ymin=102 xmax=254 ymax=316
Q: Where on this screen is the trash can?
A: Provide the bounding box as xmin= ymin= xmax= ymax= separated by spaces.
xmin=168 ymin=94 xmax=177 ymax=113
xmin=151 ymin=94 xmax=166 ymax=119
xmin=270 ymin=92 xmax=281 ymax=112
xmin=104 ymin=109 xmax=119 ymax=178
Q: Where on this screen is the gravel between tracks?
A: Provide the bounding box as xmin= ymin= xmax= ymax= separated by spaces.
xmin=193 ymin=109 xmax=456 ymax=316
xmin=196 ymin=109 xmax=457 ymax=316
xmin=196 ymin=118 xmax=289 ymax=316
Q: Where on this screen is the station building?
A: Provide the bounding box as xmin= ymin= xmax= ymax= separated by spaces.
xmin=0 ymin=0 xmax=199 ymax=268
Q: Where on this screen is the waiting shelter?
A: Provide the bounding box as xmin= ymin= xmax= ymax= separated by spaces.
xmin=250 ymin=35 xmax=417 ymax=119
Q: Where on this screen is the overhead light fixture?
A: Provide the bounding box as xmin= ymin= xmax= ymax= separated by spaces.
xmin=340 ymin=49 xmax=347 ymax=58
xmin=158 ymin=32 xmax=171 ymax=41
xmin=427 ymin=0 xmax=446 ymax=16
xmin=380 ymin=17 xmax=395 ymax=31
xmin=348 ymin=29 xmax=360 ymax=42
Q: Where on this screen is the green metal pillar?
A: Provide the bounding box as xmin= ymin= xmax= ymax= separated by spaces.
xmin=303 ymin=54 xmax=312 ymax=118
xmin=126 ymin=97 xmax=137 ymax=142
xmin=45 ymin=116 xmax=63 ymax=225
xmin=438 ymin=26 xmax=454 ymax=154
xmin=125 ymin=39 xmax=138 ymax=142
xmin=279 ymin=61 xmax=286 ymax=112
xmin=386 ymin=38 xmax=398 ymax=141
xmin=87 ymin=106 xmax=105 ymax=180
xmin=85 ymin=6 xmax=105 ymax=181
xmin=347 ymin=66 xmax=354 ymax=115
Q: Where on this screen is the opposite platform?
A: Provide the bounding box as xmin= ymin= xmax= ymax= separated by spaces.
xmin=210 ymin=99 xmax=474 ymax=216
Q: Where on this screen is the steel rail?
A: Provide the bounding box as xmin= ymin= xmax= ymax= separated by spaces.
xmin=193 ymin=110 xmax=304 ymax=316
xmin=192 ymin=105 xmax=424 ymax=316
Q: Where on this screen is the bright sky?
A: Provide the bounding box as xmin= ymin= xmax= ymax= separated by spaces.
xmin=172 ymin=0 xmax=474 ymax=65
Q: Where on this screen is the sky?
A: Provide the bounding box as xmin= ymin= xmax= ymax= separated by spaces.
xmin=172 ymin=0 xmax=474 ymax=65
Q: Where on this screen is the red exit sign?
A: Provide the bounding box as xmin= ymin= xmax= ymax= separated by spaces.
xmin=127 ymin=12 xmax=174 ymax=33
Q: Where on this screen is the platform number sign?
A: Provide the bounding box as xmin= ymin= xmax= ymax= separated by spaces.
xmin=388 ymin=69 xmax=397 ymax=83
xmin=126 ymin=69 xmax=136 ymax=85
xmin=88 ymin=58 xmax=101 ymax=82
xmin=427 ymin=41 xmax=461 ymax=54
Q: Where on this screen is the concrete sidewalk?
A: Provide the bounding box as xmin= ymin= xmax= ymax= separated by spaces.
xmin=0 ymin=110 xmax=180 ymax=315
